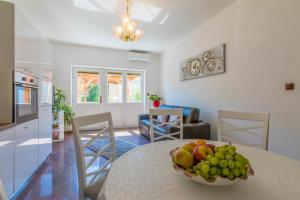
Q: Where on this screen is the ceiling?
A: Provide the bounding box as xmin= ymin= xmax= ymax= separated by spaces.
xmin=13 ymin=0 xmax=236 ymax=53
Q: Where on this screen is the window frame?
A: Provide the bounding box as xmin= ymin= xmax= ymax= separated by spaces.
xmin=106 ymin=71 xmax=124 ymax=104
xmin=126 ymin=72 xmax=142 ymax=104
xmin=76 ymin=71 xmax=101 ymax=104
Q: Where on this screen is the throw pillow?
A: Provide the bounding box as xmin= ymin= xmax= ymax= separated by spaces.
xmin=169 ymin=115 xmax=179 ymax=122
xmin=157 ymin=115 xmax=169 ymax=123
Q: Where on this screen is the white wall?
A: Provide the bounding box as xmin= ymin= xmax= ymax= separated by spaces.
xmin=52 ymin=42 xmax=160 ymax=111
xmin=161 ymin=0 xmax=300 ymax=160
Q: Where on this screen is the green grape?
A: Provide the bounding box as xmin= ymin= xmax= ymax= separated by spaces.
xmin=219 ymin=160 xmax=228 ymax=168
xmin=241 ymin=156 xmax=250 ymax=165
xmin=207 ymin=155 xmax=213 ymax=161
xmin=211 ymin=157 xmax=219 ymax=166
xmin=215 ymin=152 xmax=225 ymax=160
xmin=228 ymin=149 xmax=235 ymax=155
xmin=219 ymin=148 xmax=226 ymax=154
xmin=196 ymin=162 xmax=203 ymax=168
xmin=235 ymin=154 xmax=243 ymax=162
xmin=235 ymin=161 xmax=242 ymax=168
xmin=209 ymin=167 xmax=218 ymax=175
xmin=229 ymin=146 xmax=236 ymax=151
xmin=240 ymin=168 xmax=246 ymax=176
xmin=202 ymin=164 xmax=210 ymax=173
xmin=226 ymin=154 xmax=233 ymax=160
xmin=196 ymin=170 xmax=202 ymax=176
xmin=227 ymin=171 xmax=235 ymax=180
xmin=214 ymin=147 xmax=220 ymax=152
xmin=193 ymin=166 xmax=198 ymax=172
xmin=203 ymin=160 xmax=211 ymax=167
xmin=222 ymin=167 xmax=230 ymax=176
xmin=225 ymin=146 xmax=231 ymax=152
xmin=232 ymin=168 xmax=240 ymax=177
xmin=202 ymin=172 xmax=210 ymax=179
xmin=228 ymin=160 xmax=235 ymax=169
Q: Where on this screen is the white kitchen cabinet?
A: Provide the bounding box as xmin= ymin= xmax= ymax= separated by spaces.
xmin=0 ymin=127 xmax=15 ymax=198
xmin=38 ymin=106 xmax=53 ymax=165
xmin=14 ymin=119 xmax=39 ymax=192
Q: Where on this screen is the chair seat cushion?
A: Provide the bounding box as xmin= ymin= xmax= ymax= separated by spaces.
xmin=84 ymin=178 xmax=106 ymax=200
xmin=154 ymin=125 xmax=180 ymax=134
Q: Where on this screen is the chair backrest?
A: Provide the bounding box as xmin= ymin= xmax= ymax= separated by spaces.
xmin=72 ymin=112 xmax=116 ymax=197
xmin=218 ymin=110 xmax=270 ymax=150
xmin=0 ymin=178 xmax=7 ymax=200
xmin=149 ymin=108 xmax=183 ymax=143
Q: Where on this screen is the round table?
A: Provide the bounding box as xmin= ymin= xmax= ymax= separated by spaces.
xmin=99 ymin=140 xmax=300 ymax=200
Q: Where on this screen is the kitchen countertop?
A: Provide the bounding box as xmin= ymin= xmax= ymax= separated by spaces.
xmin=0 ymin=123 xmax=16 ymax=132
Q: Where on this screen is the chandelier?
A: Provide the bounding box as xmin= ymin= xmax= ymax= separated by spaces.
xmin=113 ymin=0 xmax=143 ymax=42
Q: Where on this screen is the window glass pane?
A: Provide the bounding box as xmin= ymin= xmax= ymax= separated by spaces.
xmin=107 ymin=72 xmax=123 ymax=103
xmin=77 ymin=72 xmax=100 ymax=103
xmin=127 ymin=74 xmax=142 ymax=103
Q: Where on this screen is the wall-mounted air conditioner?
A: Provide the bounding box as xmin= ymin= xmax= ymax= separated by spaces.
xmin=128 ymin=51 xmax=151 ymax=63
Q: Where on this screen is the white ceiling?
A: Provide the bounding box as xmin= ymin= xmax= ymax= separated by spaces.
xmin=13 ymin=0 xmax=236 ymax=53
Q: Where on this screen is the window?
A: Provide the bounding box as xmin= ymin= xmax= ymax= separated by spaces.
xmin=77 ymin=72 xmax=100 ymax=103
xmin=127 ymin=73 xmax=142 ymax=103
xmin=107 ymin=72 xmax=123 ymax=103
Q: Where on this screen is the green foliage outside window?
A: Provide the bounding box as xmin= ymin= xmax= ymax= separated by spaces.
xmin=79 ymin=84 xmax=100 ymax=103
xmin=128 ymin=88 xmax=141 ymax=102
xmin=87 ymin=84 xmax=99 ymax=102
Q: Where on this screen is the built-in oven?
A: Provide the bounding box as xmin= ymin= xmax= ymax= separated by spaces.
xmin=14 ymin=71 xmax=39 ymax=124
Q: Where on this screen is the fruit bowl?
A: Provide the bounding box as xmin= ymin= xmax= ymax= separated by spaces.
xmin=170 ymin=141 xmax=254 ymax=186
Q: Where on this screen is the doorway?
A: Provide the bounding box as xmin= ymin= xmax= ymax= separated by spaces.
xmin=72 ymin=66 xmax=145 ymax=128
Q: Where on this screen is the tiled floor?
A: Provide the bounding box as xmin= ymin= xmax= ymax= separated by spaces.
xmin=13 ymin=128 xmax=149 ymax=200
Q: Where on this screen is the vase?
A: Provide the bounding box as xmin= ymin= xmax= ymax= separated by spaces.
xmin=153 ymin=100 xmax=160 ymax=108
xmin=53 ymin=110 xmax=64 ymax=142
xmin=58 ymin=110 xmax=64 ymax=141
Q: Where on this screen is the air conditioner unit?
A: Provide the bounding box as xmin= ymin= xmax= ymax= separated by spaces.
xmin=128 ymin=51 xmax=151 ymax=63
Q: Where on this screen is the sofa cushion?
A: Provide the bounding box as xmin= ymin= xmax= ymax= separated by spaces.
xmin=140 ymin=119 xmax=150 ymax=129
xmin=154 ymin=125 xmax=180 ymax=135
xmin=140 ymin=119 xmax=179 ymax=135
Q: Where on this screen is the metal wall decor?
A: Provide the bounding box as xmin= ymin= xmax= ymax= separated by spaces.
xmin=180 ymin=44 xmax=225 ymax=81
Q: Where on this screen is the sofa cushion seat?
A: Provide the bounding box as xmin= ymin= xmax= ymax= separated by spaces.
xmin=140 ymin=119 xmax=150 ymax=129
xmin=141 ymin=119 xmax=180 ymax=135
xmin=153 ymin=124 xmax=180 ymax=135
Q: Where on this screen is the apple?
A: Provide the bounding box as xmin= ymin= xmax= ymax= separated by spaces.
xmin=182 ymin=143 xmax=196 ymax=154
xmin=174 ymin=148 xmax=194 ymax=169
xmin=193 ymin=146 xmax=207 ymax=162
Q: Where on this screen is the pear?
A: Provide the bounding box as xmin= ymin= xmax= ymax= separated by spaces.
xmin=174 ymin=148 xmax=194 ymax=169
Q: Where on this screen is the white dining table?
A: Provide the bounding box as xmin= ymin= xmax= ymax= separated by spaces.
xmin=99 ymin=140 xmax=300 ymax=200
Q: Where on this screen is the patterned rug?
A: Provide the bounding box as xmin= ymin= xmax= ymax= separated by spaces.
xmin=87 ymin=137 xmax=138 ymax=158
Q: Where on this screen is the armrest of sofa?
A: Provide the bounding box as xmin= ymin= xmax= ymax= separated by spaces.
xmin=183 ymin=122 xmax=210 ymax=140
xmin=138 ymin=114 xmax=150 ymax=121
